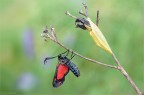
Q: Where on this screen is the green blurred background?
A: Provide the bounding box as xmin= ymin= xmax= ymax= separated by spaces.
xmin=0 ymin=0 xmax=144 ymax=95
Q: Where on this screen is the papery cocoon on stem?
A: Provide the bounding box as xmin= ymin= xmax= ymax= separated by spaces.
xmin=86 ymin=18 xmax=112 ymax=54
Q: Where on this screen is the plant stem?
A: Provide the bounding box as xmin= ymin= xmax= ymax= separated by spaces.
xmin=96 ymin=10 xmax=99 ymax=26
xmin=112 ymin=53 xmax=142 ymax=95
xmin=42 ymin=34 xmax=117 ymax=69
xmin=56 ymin=40 xmax=117 ymax=69
xmin=42 ymin=27 xmax=143 ymax=95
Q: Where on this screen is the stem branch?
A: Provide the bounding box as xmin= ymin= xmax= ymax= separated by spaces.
xmin=112 ymin=53 xmax=142 ymax=95
xmin=42 ymin=33 xmax=117 ymax=69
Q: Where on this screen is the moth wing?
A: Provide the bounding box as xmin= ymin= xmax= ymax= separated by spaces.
xmin=68 ymin=62 xmax=80 ymax=77
xmin=53 ymin=63 xmax=69 ymax=88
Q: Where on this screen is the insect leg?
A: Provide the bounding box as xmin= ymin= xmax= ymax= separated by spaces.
xmin=60 ymin=49 xmax=69 ymax=57
xmin=70 ymin=51 xmax=76 ymax=60
xmin=65 ymin=50 xmax=69 ymax=56
xmin=61 ymin=49 xmax=69 ymax=55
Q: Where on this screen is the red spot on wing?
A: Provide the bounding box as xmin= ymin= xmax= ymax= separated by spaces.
xmin=56 ymin=64 xmax=69 ymax=80
xmin=53 ymin=63 xmax=69 ymax=88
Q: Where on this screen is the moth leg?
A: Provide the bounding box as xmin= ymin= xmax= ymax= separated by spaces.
xmin=61 ymin=50 xmax=67 ymax=55
xmin=70 ymin=51 xmax=76 ymax=60
xmin=61 ymin=49 xmax=69 ymax=55
xmin=65 ymin=50 xmax=69 ymax=56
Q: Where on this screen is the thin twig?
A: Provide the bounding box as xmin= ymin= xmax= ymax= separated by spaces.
xmin=66 ymin=2 xmax=143 ymax=94
xmin=65 ymin=11 xmax=77 ymax=19
xmin=41 ymin=32 xmax=117 ymax=69
xmin=56 ymin=41 xmax=117 ymax=69
xmin=82 ymin=2 xmax=89 ymax=17
xmin=41 ymin=26 xmax=143 ymax=95
xmin=50 ymin=25 xmax=57 ymax=41
xmin=112 ymin=53 xmax=143 ymax=95
xmin=42 ymin=2 xmax=143 ymax=94
xmin=96 ymin=10 xmax=99 ymax=26
xmin=79 ymin=10 xmax=87 ymax=17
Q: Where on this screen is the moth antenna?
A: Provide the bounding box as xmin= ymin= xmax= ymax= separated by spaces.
xmin=44 ymin=56 xmax=58 ymax=64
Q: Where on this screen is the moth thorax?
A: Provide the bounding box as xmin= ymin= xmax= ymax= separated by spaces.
xmin=58 ymin=62 xmax=65 ymax=64
xmin=58 ymin=58 xmax=68 ymax=64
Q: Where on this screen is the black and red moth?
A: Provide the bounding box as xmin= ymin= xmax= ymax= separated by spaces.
xmin=44 ymin=51 xmax=80 ymax=88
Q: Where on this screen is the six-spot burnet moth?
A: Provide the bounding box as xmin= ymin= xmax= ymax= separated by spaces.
xmin=44 ymin=50 xmax=80 ymax=88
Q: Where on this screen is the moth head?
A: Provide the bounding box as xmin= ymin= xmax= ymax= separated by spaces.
xmin=58 ymin=54 xmax=68 ymax=64
xmin=75 ymin=18 xmax=90 ymax=30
